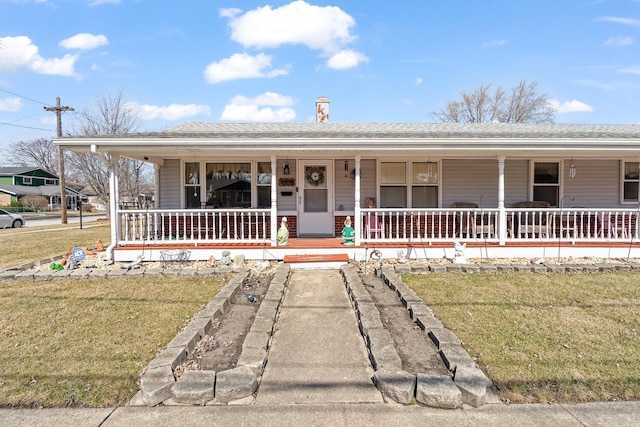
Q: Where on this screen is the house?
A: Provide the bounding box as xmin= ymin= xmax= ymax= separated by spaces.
xmin=0 ymin=167 xmax=82 ymax=211
xmin=53 ymin=99 xmax=640 ymax=262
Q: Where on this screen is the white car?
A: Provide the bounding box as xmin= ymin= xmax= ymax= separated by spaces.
xmin=0 ymin=208 xmax=25 ymax=228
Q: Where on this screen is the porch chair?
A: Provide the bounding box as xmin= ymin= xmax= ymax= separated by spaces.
xmin=512 ymin=201 xmax=552 ymax=238
xmin=364 ymin=213 xmax=385 ymax=239
xmin=597 ymin=213 xmax=627 ymax=239
xmin=453 ymin=202 xmax=495 ymax=238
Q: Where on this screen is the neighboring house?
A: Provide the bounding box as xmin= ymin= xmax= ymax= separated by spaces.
xmin=0 ymin=167 xmax=81 ymax=210
xmin=54 ymin=99 xmax=640 ymax=262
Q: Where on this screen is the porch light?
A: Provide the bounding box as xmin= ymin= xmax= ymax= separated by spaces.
xmin=569 ymin=160 xmax=576 ymax=178
xmin=283 ymin=162 xmax=290 ymax=175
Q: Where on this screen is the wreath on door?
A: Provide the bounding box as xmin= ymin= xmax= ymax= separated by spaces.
xmin=305 ymin=167 xmax=325 ymax=187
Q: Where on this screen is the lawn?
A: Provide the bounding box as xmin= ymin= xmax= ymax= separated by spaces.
xmin=0 ymin=275 xmax=226 ymax=407
xmin=0 ymin=221 xmax=111 ymax=270
xmin=403 ymin=272 xmax=640 ymax=404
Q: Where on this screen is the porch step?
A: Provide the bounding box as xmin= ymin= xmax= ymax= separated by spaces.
xmin=283 ymin=253 xmax=350 ymax=270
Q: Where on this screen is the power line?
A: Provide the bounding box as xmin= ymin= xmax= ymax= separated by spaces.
xmin=0 ymin=88 xmax=49 ymax=107
xmin=0 ymin=121 xmax=52 ymax=132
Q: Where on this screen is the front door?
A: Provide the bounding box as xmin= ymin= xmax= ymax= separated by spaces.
xmin=298 ymin=160 xmax=333 ymax=236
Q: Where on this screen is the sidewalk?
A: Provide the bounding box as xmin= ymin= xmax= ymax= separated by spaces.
xmin=255 ymin=269 xmax=382 ymax=405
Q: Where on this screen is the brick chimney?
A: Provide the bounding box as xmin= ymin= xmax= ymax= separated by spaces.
xmin=316 ymin=97 xmax=329 ymax=123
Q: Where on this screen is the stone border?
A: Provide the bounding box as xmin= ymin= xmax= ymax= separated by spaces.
xmin=392 ymin=261 xmax=640 ymax=275
xmin=133 ymin=264 xmax=291 ymax=407
xmin=340 ymin=264 xmax=492 ymax=409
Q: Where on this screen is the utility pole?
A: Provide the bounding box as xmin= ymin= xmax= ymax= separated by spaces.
xmin=45 ymin=97 xmax=74 ymax=224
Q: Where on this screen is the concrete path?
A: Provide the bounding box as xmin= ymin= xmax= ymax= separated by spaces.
xmin=255 ymin=269 xmax=383 ymax=405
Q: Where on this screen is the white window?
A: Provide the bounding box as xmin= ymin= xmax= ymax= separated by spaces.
xmin=45 ymin=179 xmax=56 ymax=185
xmin=204 ymin=162 xmax=252 ymax=208
xmin=532 ymin=162 xmax=559 ymax=207
xmin=23 ymin=177 xmax=32 ymax=185
xmin=622 ymin=161 xmax=639 ymax=203
xmin=256 ymin=162 xmax=272 ymax=208
xmin=184 ymin=162 xmax=200 ymax=209
xmin=379 ymin=161 xmax=439 ymax=208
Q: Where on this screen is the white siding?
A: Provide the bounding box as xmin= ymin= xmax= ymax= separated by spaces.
xmin=333 ymin=159 xmax=376 ymax=210
xmin=159 ymin=159 xmax=181 ymax=209
xmin=563 ymin=159 xmax=621 ymax=207
xmin=442 ymin=159 xmax=499 ymax=207
xmin=505 ymin=159 xmax=528 ymax=206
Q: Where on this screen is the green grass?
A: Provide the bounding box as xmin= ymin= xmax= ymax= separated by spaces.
xmin=0 ymin=222 xmax=111 ymax=270
xmin=0 ymin=276 xmax=226 ymax=407
xmin=403 ymin=272 xmax=640 ymax=404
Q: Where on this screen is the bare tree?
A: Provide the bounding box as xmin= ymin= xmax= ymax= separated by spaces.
xmin=431 ymin=79 xmax=556 ymax=124
xmin=8 ymin=137 xmax=60 ymax=174
xmin=68 ymin=91 xmax=151 ymax=210
xmin=20 ymin=194 xmax=48 ymax=212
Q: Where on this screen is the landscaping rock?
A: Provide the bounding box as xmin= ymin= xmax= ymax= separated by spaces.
xmin=171 ymin=370 xmax=215 ymax=405
xmin=373 ymin=367 xmax=416 ymax=404
xmin=141 ymin=365 xmax=175 ymax=406
xmin=416 ymin=372 xmax=462 ymax=409
xmin=454 ymin=365 xmax=492 ymax=408
xmin=215 ymin=366 xmax=258 ymax=403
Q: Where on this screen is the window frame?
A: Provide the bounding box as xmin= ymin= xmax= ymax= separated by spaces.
xmin=378 ymin=160 xmax=440 ymax=208
xmin=621 ymin=161 xmax=640 ymax=204
xmin=530 ymin=160 xmax=560 ymax=207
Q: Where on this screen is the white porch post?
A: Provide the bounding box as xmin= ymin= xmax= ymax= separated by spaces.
xmin=106 ymin=155 xmax=120 ymax=261
xmin=354 ymin=155 xmax=361 ymax=246
xmin=154 ymin=164 xmax=160 ymax=209
xmin=270 ymin=155 xmax=278 ymax=246
xmin=498 ymin=155 xmax=507 ymax=245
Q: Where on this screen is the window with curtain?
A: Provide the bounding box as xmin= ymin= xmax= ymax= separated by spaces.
xmin=380 ymin=162 xmax=407 ymax=208
xmin=184 ymin=162 xmax=200 ymax=208
xmin=204 ymin=162 xmax=252 ymax=208
xmin=411 ymin=161 xmax=438 ymax=208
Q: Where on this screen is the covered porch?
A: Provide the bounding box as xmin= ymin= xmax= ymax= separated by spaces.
xmin=53 ymin=122 xmax=640 ymax=262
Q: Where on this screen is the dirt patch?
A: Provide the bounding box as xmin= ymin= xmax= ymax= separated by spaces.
xmin=180 ymin=272 xmax=272 ymax=373
xmin=360 ymin=271 xmax=450 ymax=376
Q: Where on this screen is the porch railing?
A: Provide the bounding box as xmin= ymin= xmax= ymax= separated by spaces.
xmin=116 ymin=207 xmax=639 ymax=245
xmin=360 ymin=208 xmax=640 ymax=243
xmin=118 ymin=209 xmax=271 ymax=244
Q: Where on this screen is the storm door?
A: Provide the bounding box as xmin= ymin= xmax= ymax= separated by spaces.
xmin=298 ymin=161 xmax=334 ymax=236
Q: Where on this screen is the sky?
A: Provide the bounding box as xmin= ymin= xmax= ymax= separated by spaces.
xmin=1 ymin=0 xmax=640 ymax=163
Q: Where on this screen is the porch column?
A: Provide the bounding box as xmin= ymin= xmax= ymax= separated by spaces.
xmin=270 ymin=155 xmax=278 ymax=246
xmin=153 ymin=164 xmax=160 ymax=209
xmin=498 ymin=155 xmax=506 ymax=245
xmin=354 ymin=155 xmax=361 ymax=246
xmin=106 ymin=155 xmax=120 ymax=261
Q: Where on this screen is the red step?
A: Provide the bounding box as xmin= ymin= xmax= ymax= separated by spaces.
xmin=283 ymin=253 xmax=350 ymax=263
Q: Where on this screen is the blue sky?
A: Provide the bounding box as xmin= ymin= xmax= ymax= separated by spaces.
xmin=1 ymin=0 xmax=640 ymax=162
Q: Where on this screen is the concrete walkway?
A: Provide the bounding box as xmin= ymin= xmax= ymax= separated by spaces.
xmin=255 ymin=269 xmax=383 ymax=404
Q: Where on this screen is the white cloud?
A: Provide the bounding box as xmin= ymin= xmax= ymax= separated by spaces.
xmin=126 ymin=102 xmax=211 ymax=121
xmin=326 ymin=49 xmax=368 ymax=70
xmin=204 ymin=53 xmax=288 ymax=84
xmin=0 ymin=36 xmax=77 ymax=76
xmin=219 ymin=7 xmax=241 ymax=18
xmin=220 ymin=92 xmax=296 ymax=122
xmin=618 ymin=66 xmax=640 ymax=74
xmin=598 ymin=16 xmax=640 ymax=27
xmin=549 ymin=99 xmax=594 ymax=113
xmin=222 ymin=0 xmax=365 ymax=70
xmin=60 ymin=33 xmax=109 ymax=50
xmin=0 ymin=97 xmax=21 ymax=112
xmin=226 ymin=1 xmax=355 ymax=52
xmin=89 ymin=0 xmax=121 ymax=5
xmin=416 ymin=78 xmax=423 ymax=86
xmin=604 ymin=35 xmax=633 ymax=46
